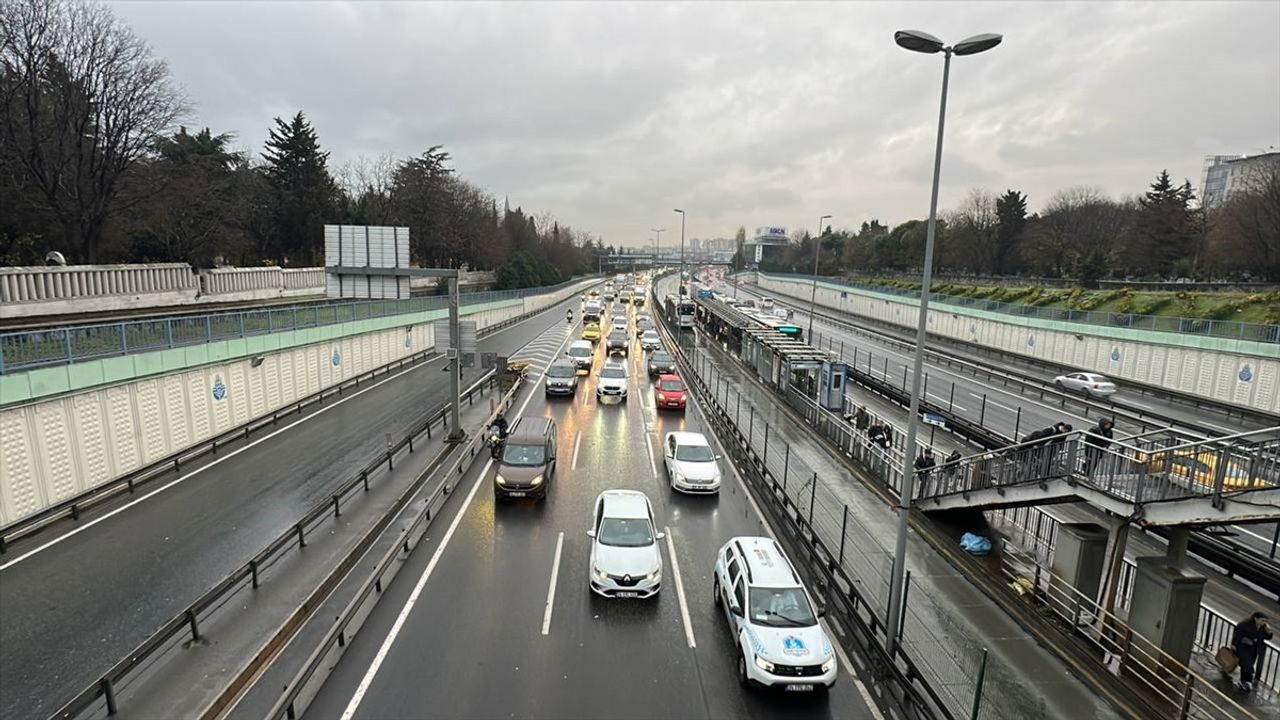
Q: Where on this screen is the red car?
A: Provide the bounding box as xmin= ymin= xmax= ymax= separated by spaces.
xmin=653 ymin=374 xmax=687 ymax=411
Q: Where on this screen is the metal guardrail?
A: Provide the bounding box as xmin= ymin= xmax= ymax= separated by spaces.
xmin=48 ymin=371 xmax=499 ymax=720
xmin=760 ymin=272 xmax=1280 ymax=344
xmin=264 ymin=374 xmax=524 ymax=720
xmin=999 ymin=544 xmax=1255 ymax=719
xmin=992 ymin=504 xmax=1280 ymax=693
xmin=0 ymin=276 xmax=595 ymax=374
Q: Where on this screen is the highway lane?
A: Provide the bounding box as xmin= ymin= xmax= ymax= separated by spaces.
xmin=0 ymin=296 xmax=584 ymax=720
xmin=304 ymin=299 xmax=879 ymax=720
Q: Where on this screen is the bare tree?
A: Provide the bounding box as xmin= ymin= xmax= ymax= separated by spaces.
xmin=0 ymin=0 xmax=185 ymax=262
xmin=1213 ymin=157 xmax=1280 ymax=279
xmin=336 ymin=152 xmax=397 ymax=224
xmin=1027 ymin=186 xmax=1133 ymax=277
xmin=946 ymin=188 xmax=998 ymax=272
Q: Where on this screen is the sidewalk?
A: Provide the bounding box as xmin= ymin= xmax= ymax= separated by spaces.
xmin=690 ymin=337 xmax=1124 ymax=720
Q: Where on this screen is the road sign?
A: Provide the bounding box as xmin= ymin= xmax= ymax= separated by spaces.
xmin=481 ymin=352 xmax=497 ymax=369
xmin=922 ymin=412 xmax=947 ymax=428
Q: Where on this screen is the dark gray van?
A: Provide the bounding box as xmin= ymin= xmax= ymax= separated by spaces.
xmin=495 ymin=416 xmax=557 ymax=501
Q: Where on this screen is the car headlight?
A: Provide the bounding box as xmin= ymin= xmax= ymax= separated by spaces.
xmin=646 ymin=569 xmax=661 ymax=582
xmin=754 ymin=655 xmax=775 ymax=673
xmin=592 ymin=566 xmax=609 ymax=583
xmin=495 ymin=474 xmax=507 ymax=486
xmin=672 ymin=471 xmax=685 ymax=485
xmin=530 ymin=475 xmax=544 ymax=486
xmin=711 ymin=472 xmax=722 ymax=485
xmin=822 ymin=657 xmax=836 ymax=673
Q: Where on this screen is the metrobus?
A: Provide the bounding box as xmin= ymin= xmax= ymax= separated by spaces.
xmin=664 ymin=294 xmax=696 ymax=329
xmin=758 ymin=316 xmax=803 ymax=342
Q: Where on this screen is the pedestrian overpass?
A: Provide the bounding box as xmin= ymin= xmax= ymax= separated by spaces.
xmin=917 ymin=427 xmax=1280 ymax=526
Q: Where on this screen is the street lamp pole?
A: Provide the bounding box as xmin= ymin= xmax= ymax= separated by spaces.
xmin=808 ymin=214 xmax=832 ymax=339
xmin=651 ymin=228 xmax=665 ymax=270
xmin=884 ymin=29 xmax=1001 ymax=658
xmin=673 ymin=209 xmax=686 ymax=293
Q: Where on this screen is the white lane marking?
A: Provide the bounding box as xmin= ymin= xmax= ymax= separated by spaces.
xmin=664 ymin=527 xmax=696 ymax=649
xmin=0 ymin=353 xmax=454 ymax=571
xmin=571 ymin=431 xmax=583 ymax=471
xmin=969 ymin=392 xmax=1015 ymax=412
xmin=645 ymin=436 xmax=659 ymax=478
xmin=541 ymin=531 xmax=565 ymax=635
xmin=339 ymin=457 xmax=491 ymax=720
xmin=925 ymin=391 xmax=966 ymax=413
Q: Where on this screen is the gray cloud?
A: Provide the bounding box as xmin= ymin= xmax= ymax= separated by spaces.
xmin=113 ymin=0 xmax=1279 ymax=245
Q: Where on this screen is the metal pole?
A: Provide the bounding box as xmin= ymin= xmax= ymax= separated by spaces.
xmin=448 ymin=276 xmax=463 ymax=440
xmin=970 ymin=648 xmax=990 ymax=720
xmin=808 ymin=214 xmax=831 ymax=339
xmin=886 ymin=47 xmax=951 ymax=657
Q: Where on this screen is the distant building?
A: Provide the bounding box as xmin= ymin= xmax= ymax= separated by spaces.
xmin=1201 ymin=152 xmax=1279 ymax=208
xmin=743 ymin=226 xmax=789 ymax=265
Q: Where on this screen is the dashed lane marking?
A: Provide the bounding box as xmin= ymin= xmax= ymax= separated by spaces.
xmin=665 ymin=527 xmax=697 ymax=649
xmin=541 ymin=531 xmax=565 ymax=635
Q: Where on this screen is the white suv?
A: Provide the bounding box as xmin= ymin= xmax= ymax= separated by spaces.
xmin=713 ymin=537 xmax=837 ymax=692
xmin=588 ymin=490 xmax=663 ymax=598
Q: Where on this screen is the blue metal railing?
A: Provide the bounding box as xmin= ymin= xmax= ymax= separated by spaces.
xmin=758 ymin=272 xmax=1280 ymax=344
xmin=0 ymin=278 xmax=591 ymax=374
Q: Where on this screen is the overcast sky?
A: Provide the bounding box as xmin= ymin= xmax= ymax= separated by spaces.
xmin=113 ymin=1 xmax=1279 ymax=247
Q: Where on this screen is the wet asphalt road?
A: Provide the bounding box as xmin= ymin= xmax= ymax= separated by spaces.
xmin=302 ymin=299 xmax=878 ymax=720
xmin=0 ymin=297 xmax=584 ymax=720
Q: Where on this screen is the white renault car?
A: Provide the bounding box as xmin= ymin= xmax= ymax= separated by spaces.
xmin=640 ymin=329 xmax=662 ymax=351
xmin=588 ymin=490 xmax=663 ymax=598
xmin=713 ymin=537 xmax=837 ymax=692
xmin=596 ymin=360 xmax=629 ymax=401
xmin=662 ymin=431 xmax=722 ymax=494
xmin=1053 ymin=371 xmax=1117 ymax=398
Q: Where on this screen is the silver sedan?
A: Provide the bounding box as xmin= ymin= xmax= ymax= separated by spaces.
xmin=1054 ymin=372 xmax=1117 ymax=398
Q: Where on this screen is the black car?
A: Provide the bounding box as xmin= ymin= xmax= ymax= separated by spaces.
xmin=606 ymin=329 xmax=629 ymax=357
xmin=544 ymin=361 xmax=580 ymax=396
xmin=647 ymin=351 xmax=675 ymax=378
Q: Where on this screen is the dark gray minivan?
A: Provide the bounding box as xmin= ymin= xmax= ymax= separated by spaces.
xmin=495 ymin=416 xmax=557 ymax=501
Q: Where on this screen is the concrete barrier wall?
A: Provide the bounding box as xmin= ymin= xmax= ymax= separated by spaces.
xmin=753 ymin=274 xmax=1280 ymax=415
xmin=0 ymin=278 xmax=594 ymax=527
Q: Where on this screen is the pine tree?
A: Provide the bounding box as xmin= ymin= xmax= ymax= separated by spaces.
xmin=1135 ymin=170 xmax=1198 ymax=277
xmin=994 ymin=190 xmax=1028 ymax=274
xmin=260 ymin=112 xmax=337 ymax=264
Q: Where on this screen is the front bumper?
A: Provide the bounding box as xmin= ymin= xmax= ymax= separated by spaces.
xmin=672 ymin=475 xmax=719 ymax=493
xmin=590 ymin=573 xmax=660 ymax=598
xmin=545 ymin=382 xmax=577 ymax=395
xmin=597 ymin=386 xmax=628 ymax=399
xmin=494 ymin=482 xmax=546 ymax=500
xmin=655 ymin=395 xmax=686 ymax=410
xmin=746 ymin=658 xmax=837 ymax=690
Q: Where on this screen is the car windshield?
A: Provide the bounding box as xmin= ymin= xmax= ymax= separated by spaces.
xmin=548 ymin=365 xmax=576 ymax=378
xmin=502 ymin=443 xmax=546 ymax=467
xmin=749 ymin=587 xmax=817 ymax=627
xmin=601 ymin=367 xmax=626 ymax=379
xmin=650 ymin=353 xmax=672 ymax=365
xmin=659 ymin=380 xmax=684 ymax=392
xmin=568 ymin=347 xmax=591 ymax=357
xmin=674 ymin=444 xmax=714 ymax=462
xmin=597 ymin=517 xmax=654 ymax=547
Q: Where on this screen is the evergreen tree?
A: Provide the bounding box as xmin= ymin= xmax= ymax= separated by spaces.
xmin=1135 ymin=170 xmax=1198 ymax=277
xmin=260 ymin=112 xmax=337 ymax=264
xmin=994 ymin=190 xmax=1028 ymax=274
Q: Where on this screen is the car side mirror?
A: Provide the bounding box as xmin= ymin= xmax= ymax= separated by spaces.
xmin=656 ymin=531 xmax=666 ymax=540
xmin=729 ymin=602 xmax=743 ymax=617
xmin=716 ymin=455 xmax=723 ymax=460
xmin=586 ymin=529 xmax=596 ymax=538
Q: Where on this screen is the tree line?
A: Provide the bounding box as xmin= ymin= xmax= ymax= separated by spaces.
xmin=757 ymin=163 xmax=1280 ymax=283
xmin=0 ymin=0 xmax=605 ymax=289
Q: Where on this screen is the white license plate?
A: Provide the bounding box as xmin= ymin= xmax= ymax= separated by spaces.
xmin=784 ymin=684 xmax=814 ymax=692
xmin=615 ymin=591 xmax=639 ymax=598
xmin=507 ymin=491 xmax=527 ymax=497
xmin=667 ymin=402 xmax=680 ymax=407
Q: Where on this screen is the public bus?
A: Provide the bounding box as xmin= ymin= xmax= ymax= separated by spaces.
xmin=757 ymin=315 xmax=804 ymax=342
xmin=664 ymin=294 xmax=696 ymax=329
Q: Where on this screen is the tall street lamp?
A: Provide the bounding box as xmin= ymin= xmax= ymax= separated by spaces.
xmin=651 ymin=228 xmax=665 ymax=269
xmin=808 ymin=214 xmax=832 ymax=339
xmin=884 ymin=28 xmax=1002 ymax=657
xmin=673 ymin=208 xmax=686 ymax=293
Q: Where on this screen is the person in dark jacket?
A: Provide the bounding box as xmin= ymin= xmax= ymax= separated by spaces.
xmin=854 ymin=406 xmax=870 ymax=432
xmin=1083 ymin=418 xmax=1115 ymax=474
xmin=1232 ymin=612 xmax=1272 ymax=691
xmin=914 ymin=448 xmax=938 ymax=494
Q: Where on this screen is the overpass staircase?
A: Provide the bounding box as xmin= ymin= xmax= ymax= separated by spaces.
xmin=917 ymin=427 xmax=1280 ymax=526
